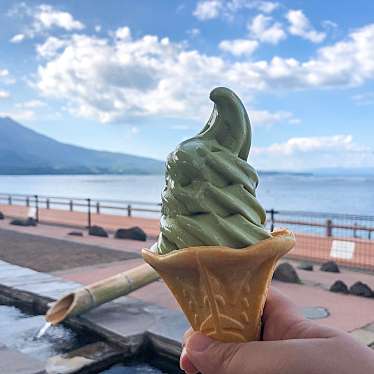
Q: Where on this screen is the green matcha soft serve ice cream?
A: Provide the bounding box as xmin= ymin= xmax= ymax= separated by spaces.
xmin=154 ymin=87 xmax=271 ymax=254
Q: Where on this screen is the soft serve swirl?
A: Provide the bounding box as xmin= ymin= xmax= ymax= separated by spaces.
xmin=155 ymin=87 xmax=271 ymax=254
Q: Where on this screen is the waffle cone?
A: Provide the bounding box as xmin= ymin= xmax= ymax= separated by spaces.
xmin=142 ymin=228 xmax=295 ymax=343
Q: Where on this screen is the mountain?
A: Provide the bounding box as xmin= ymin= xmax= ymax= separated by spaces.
xmin=0 ymin=117 xmax=164 ymax=175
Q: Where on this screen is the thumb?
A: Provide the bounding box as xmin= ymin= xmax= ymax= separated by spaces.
xmin=185 ymin=332 xmax=317 ymax=374
xmin=185 ymin=332 xmax=243 ymax=374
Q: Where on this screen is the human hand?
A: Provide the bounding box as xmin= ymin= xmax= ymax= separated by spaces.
xmin=180 ymin=287 xmax=374 ymax=374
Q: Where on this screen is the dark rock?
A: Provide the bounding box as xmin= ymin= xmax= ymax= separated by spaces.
xmin=329 ymin=280 xmax=349 ymax=294
xmin=349 ymin=281 xmax=373 ymax=298
xmin=68 ymin=231 xmax=84 ymax=237
xmin=10 ymin=217 xmax=37 ymax=227
xmin=114 ymin=226 xmax=147 ymax=241
xmin=89 ymin=225 xmax=108 ymax=238
xmin=0 ymin=211 xmax=4 ymax=220
xmin=298 ymin=262 xmax=314 ymax=271
xmin=273 ymin=262 xmax=301 ymax=284
xmin=320 ymin=261 xmax=340 ymax=273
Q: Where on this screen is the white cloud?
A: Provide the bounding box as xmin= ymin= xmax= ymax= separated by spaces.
xmin=0 ymin=69 xmax=9 ymax=77
xmin=95 ymin=25 xmax=102 ymax=33
xmin=227 ymin=0 xmax=279 ymax=14
xmin=7 ymin=3 xmax=84 ymax=42
xmin=35 ymin=24 xmax=374 ymax=124
xmin=0 ymin=110 xmax=35 ymax=121
xmin=115 ymin=26 xmax=131 ymax=40
xmin=0 ymin=90 xmax=10 ymax=99
xmin=187 ymin=28 xmax=201 ymax=38
xmin=36 ymin=36 xmax=68 ymax=58
xmin=248 ymin=14 xmax=286 ymax=44
xmin=193 ymin=0 xmax=278 ymax=20
xmin=219 ymin=39 xmax=258 ymax=56
xmin=10 ymin=34 xmax=25 ymax=43
xmin=252 ymin=135 xmax=374 ymax=169
xmin=286 ymin=9 xmax=326 ymax=43
xmin=193 ymin=0 xmax=222 ymax=20
xmin=16 ymin=100 xmax=46 ymax=109
xmin=250 ymin=109 xmax=299 ymax=125
xmin=34 ymin=4 xmax=84 ymax=31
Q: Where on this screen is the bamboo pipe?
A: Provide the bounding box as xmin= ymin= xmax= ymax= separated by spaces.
xmin=46 ymin=263 xmax=159 ymax=325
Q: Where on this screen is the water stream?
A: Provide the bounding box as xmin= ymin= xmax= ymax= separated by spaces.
xmin=0 ymin=305 xmax=91 ymax=360
xmin=35 ymin=321 xmax=52 ymax=339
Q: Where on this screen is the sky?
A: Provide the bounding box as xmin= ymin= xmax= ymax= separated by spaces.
xmin=0 ymin=0 xmax=374 ymax=171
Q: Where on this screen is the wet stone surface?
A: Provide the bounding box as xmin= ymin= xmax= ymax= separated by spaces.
xmin=0 ymin=343 xmax=45 ymax=374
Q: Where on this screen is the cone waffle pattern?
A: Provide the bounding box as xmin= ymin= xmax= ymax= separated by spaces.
xmin=143 ymin=229 xmax=295 ymax=343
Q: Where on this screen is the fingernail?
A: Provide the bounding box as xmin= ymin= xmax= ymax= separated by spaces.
xmin=187 ymin=333 xmax=212 ymax=352
xmin=180 ymin=347 xmax=198 ymax=373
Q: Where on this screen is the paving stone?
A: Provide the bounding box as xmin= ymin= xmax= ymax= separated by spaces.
xmin=0 ymin=260 xmax=186 ymax=362
xmin=0 ymin=343 xmax=45 ymax=374
xmin=147 ymin=308 xmax=189 ymax=359
xmin=81 ymin=298 xmax=155 ymax=354
xmin=349 ymin=329 xmax=374 ymax=346
xmin=0 ymin=260 xmax=80 ymax=300
xmin=302 ymin=306 xmax=330 ymax=320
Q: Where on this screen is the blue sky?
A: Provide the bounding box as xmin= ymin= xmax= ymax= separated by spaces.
xmin=0 ymin=0 xmax=373 ymax=170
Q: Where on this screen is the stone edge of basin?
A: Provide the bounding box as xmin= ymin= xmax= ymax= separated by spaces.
xmin=0 ymin=260 xmax=188 ymax=368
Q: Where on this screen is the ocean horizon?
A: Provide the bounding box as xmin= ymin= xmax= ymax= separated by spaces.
xmin=1 ymin=174 xmax=373 ymax=216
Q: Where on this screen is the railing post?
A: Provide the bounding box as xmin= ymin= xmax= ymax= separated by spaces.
xmin=326 ymin=219 xmax=333 ymax=237
xmin=69 ymin=200 xmax=73 ymax=211
xmin=26 ymin=196 xmax=30 ymax=207
xmin=34 ymin=195 xmax=39 ymax=223
xmin=87 ymin=198 xmax=91 ymax=229
xmin=127 ymin=204 xmax=132 ymax=217
xmin=270 ymin=209 xmax=275 ymax=232
xmin=96 ymin=202 xmax=100 ymax=214
xmin=8 ymin=195 xmax=12 ymax=205
xmin=353 ymin=223 xmax=358 ymax=238
xmin=46 ymin=198 xmax=50 ymax=209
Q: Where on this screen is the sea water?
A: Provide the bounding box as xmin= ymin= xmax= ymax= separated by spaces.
xmin=0 ymin=174 xmax=373 ymax=215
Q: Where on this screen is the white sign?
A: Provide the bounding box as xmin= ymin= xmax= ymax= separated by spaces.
xmin=330 ymin=240 xmax=355 ymax=260
xmin=28 ymin=207 xmax=36 ymax=219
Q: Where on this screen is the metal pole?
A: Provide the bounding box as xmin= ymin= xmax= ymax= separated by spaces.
xmin=326 ymin=219 xmax=332 ymax=237
xmin=127 ymin=204 xmax=132 ymax=217
xmin=34 ymin=195 xmax=39 ymax=222
xmin=96 ymin=202 xmax=100 ymax=214
xmin=87 ymin=198 xmax=91 ymax=229
xmin=270 ymin=209 xmax=275 ymax=232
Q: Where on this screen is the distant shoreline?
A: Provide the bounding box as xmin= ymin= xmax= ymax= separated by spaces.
xmin=1 ymin=171 xmax=374 ymax=177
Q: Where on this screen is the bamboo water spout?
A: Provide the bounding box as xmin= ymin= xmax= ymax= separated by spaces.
xmin=46 ymin=263 xmax=159 ymax=325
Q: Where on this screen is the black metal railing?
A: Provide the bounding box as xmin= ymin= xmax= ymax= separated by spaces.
xmin=1 ymin=193 xmax=374 ymax=270
xmin=0 ymin=193 xmax=161 ymax=228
